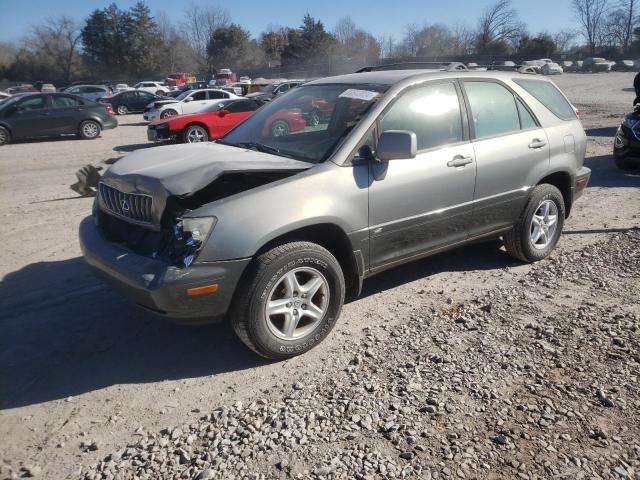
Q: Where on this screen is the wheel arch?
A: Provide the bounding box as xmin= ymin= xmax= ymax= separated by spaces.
xmin=536 ymin=169 xmax=573 ymax=217
xmin=254 ymin=223 xmax=362 ymax=299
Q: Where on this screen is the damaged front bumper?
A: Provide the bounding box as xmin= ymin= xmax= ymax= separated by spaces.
xmin=79 ymin=216 xmax=250 ymax=324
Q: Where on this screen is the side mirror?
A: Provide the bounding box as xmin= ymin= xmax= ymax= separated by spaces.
xmin=376 ymin=130 xmax=417 ymax=162
xmin=184 ymin=97 xmax=193 ymax=102
xmin=218 ymin=109 xmax=229 ymax=117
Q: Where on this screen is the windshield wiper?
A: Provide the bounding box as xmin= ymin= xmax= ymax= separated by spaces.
xmin=235 ymin=142 xmax=283 ymax=156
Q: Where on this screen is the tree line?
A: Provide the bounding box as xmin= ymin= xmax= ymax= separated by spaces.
xmin=0 ymin=0 xmax=638 ymax=84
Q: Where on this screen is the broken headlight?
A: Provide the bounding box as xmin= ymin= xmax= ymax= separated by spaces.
xmin=171 ymin=216 xmax=216 ymax=267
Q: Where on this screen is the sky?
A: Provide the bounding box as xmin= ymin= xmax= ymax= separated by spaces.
xmin=0 ymin=0 xmax=576 ymax=43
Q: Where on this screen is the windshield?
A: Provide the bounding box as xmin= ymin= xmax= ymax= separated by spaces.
xmin=176 ymin=91 xmax=192 ymax=101
xmin=219 ymin=84 xmax=387 ymax=163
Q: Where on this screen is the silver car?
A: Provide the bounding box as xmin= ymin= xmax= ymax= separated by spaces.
xmin=64 ymin=84 xmax=111 ymax=102
xmin=80 ymin=68 xmax=590 ymax=359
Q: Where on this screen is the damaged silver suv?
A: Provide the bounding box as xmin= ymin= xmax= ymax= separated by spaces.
xmin=80 ymin=68 xmax=590 ymax=359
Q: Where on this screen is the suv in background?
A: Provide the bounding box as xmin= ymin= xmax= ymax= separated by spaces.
xmin=133 ymin=81 xmax=170 ymax=95
xmin=80 ymin=68 xmax=590 ymax=359
xmin=63 ymin=84 xmax=111 ymax=102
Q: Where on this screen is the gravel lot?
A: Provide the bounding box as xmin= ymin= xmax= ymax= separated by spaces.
xmin=0 ymin=73 xmax=639 ymax=479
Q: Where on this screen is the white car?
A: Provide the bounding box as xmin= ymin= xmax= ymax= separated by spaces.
xmin=133 ymin=81 xmax=170 ymax=95
xmin=541 ymin=62 xmax=563 ymax=75
xmin=143 ymin=89 xmax=240 ymax=121
xmin=239 ymin=76 xmax=252 ymax=84
xmin=115 ymin=83 xmax=130 ymax=92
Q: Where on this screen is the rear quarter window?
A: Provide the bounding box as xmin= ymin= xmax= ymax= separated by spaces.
xmin=513 ymin=79 xmax=576 ymax=121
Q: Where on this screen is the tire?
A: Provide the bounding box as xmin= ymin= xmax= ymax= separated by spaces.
xmin=116 ymin=104 xmax=128 ymax=115
xmin=503 ymin=184 xmax=565 ymax=263
xmin=615 ymin=156 xmax=637 ymax=170
xmin=309 ymin=109 xmax=320 ymax=127
xmin=161 ymin=109 xmax=178 ymax=119
xmin=230 ymin=241 xmax=345 ymax=360
xmin=183 ymin=124 xmax=209 ymax=143
xmin=270 ymin=120 xmax=289 ymax=137
xmin=78 ymin=120 xmax=101 ymax=140
xmin=0 ymin=126 xmax=10 ymax=146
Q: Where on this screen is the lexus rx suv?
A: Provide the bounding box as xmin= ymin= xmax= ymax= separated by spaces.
xmin=80 ymin=69 xmax=590 ymax=359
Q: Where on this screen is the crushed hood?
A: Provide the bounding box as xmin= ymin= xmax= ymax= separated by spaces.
xmin=100 ymin=142 xmax=311 ymax=227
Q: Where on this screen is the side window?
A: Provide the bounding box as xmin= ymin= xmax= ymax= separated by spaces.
xmin=512 ymin=78 xmax=576 ymax=120
xmin=380 ymin=82 xmax=463 ymax=151
xmin=464 ymin=81 xmax=521 ymax=139
xmin=137 ymin=91 xmax=154 ymax=100
xmin=226 ymin=101 xmax=251 ymax=113
xmin=69 ymin=87 xmax=80 ymax=94
xmin=16 ymin=95 xmax=46 ymax=111
xmin=278 ymin=84 xmax=290 ymax=93
xmin=516 ymin=99 xmax=538 ymax=130
xmin=52 ymin=95 xmax=82 ymax=108
xmin=353 ymin=128 xmax=376 ymax=162
xmin=208 ymin=91 xmax=224 ymax=99
xmin=191 ymin=91 xmax=207 ymax=101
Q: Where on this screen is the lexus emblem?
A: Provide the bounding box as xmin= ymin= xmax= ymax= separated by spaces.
xmin=120 ymin=199 xmax=130 ymax=212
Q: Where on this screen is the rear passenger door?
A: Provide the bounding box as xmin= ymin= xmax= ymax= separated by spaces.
xmin=461 ymin=80 xmax=550 ymax=238
xmin=368 ymin=81 xmax=477 ymax=271
xmin=49 ymin=95 xmax=85 ymax=134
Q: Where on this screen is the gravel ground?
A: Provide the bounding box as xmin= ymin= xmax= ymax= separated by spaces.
xmin=0 ymin=73 xmax=639 ymax=479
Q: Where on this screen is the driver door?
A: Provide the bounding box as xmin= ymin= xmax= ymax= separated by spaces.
xmin=182 ymin=91 xmax=208 ymax=114
xmin=368 ymin=81 xmax=477 ymax=271
xmin=8 ymin=95 xmax=51 ymax=139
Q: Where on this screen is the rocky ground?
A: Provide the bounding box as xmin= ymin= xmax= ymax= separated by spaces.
xmin=74 ymin=231 xmax=640 ymax=480
xmin=1 ymin=74 xmax=639 ymax=479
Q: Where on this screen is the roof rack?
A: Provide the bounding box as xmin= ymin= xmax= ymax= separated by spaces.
xmin=356 ymin=62 xmax=469 ymax=73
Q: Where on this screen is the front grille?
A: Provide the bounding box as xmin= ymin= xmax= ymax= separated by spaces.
xmin=99 ymin=182 xmax=153 ymax=224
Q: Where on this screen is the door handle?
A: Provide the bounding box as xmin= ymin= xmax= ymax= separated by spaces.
xmin=528 ymin=139 xmax=547 ymax=149
xmin=447 ymin=156 xmax=474 ymax=168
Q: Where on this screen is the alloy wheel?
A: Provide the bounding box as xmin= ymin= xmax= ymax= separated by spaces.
xmin=264 ymin=267 xmax=329 ymax=340
xmin=186 ymin=126 xmax=207 ymax=143
xmin=82 ymin=122 xmax=99 ymax=138
xmin=530 ymin=199 xmax=558 ymax=250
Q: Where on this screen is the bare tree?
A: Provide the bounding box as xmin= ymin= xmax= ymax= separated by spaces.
xmin=181 ymin=3 xmax=230 ymax=73
xmin=476 ymin=0 xmax=525 ymax=51
xmin=333 ymin=17 xmax=380 ymax=61
xmin=451 ymin=23 xmax=475 ymax=55
xmin=553 ymin=30 xmax=578 ymax=52
xmin=27 ymin=16 xmax=81 ymax=82
xmin=334 ymin=17 xmax=357 ymax=46
xmin=605 ymin=0 xmax=637 ymax=51
xmin=572 ymin=0 xmax=609 ymax=54
xmin=157 ymin=11 xmax=196 ymax=73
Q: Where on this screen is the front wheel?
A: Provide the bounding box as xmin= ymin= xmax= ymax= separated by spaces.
xmin=0 ymin=126 xmax=10 ymax=145
xmin=230 ymin=242 xmax=345 ymax=359
xmin=503 ymin=184 xmax=565 ymax=263
xmin=270 ymin=120 xmax=289 ymax=137
xmin=161 ymin=109 xmax=178 ymax=119
xmin=183 ymin=124 xmax=209 ymax=143
xmin=79 ymin=120 xmax=101 ymax=140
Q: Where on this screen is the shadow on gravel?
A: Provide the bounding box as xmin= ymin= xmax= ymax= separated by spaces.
xmin=564 ymin=227 xmax=640 ymax=235
xmin=120 ymin=122 xmax=148 ymax=127
xmin=584 ymin=154 xmax=640 ymax=188
xmin=585 ymin=126 xmax=618 ymax=137
xmin=0 ymin=257 xmax=267 ymax=409
xmin=114 ymin=142 xmax=156 ymax=152
xmin=359 ymin=239 xmax=510 ymax=299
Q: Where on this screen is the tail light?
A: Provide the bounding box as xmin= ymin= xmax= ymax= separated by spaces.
xmin=104 ymin=105 xmax=114 ymax=114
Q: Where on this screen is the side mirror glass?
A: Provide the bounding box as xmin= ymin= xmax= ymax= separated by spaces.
xmin=218 ymin=109 xmax=229 ymax=117
xmin=376 ymin=130 xmax=418 ymax=161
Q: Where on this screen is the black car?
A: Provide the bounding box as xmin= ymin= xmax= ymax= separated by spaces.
xmin=0 ymin=92 xmax=117 ymax=145
xmin=99 ymin=90 xmax=169 ymax=115
xmin=614 ymin=111 xmax=640 ymax=169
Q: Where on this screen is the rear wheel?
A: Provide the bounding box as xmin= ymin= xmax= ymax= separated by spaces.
xmin=271 ymin=120 xmax=289 ymax=137
xmin=161 ymin=109 xmax=178 ymax=119
xmin=230 ymin=242 xmax=345 ymax=359
xmin=79 ymin=120 xmax=101 ymax=140
xmin=0 ymin=126 xmax=10 ymax=145
xmin=183 ymin=124 xmax=209 ymax=143
xmin=503 ymin=184 xmax=565 ymax=263
xmin=116 ymin=104 xmax=128 ymax=115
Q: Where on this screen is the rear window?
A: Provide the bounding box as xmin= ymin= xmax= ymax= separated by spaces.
xmin=513 ymin=79 xmax=576 ymax=121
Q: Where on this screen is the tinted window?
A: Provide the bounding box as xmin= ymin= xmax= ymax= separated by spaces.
xmin=191 ymin=91 xmax=207 ymax=101
xmin=208 ymin=91 xmax=225 ymax=99
xmin=52 ymin=95 xmax=83 ymax=108
xmin=16 ymin=95 xmax=46 ymax=110
xmin=464 ymin=81 xmax=520 ymax=138
xmin=137 ymin=91 xmax=154 ymax=100
xmin=380 ymin=82 xmax=463 ymax=151
xmin=86 ymin=87 xmax=104 ymax=93
xmin=513 ymin=78 xmax=577 ymax=120
xmin=226 ymin=100 xmax=255 ymax=113
xmin=517 ymin=99 xmax=538 ymax=129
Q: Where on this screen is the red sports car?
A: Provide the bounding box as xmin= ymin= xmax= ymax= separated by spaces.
xmin=147 ymin=98 xmax=306 ymax=143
